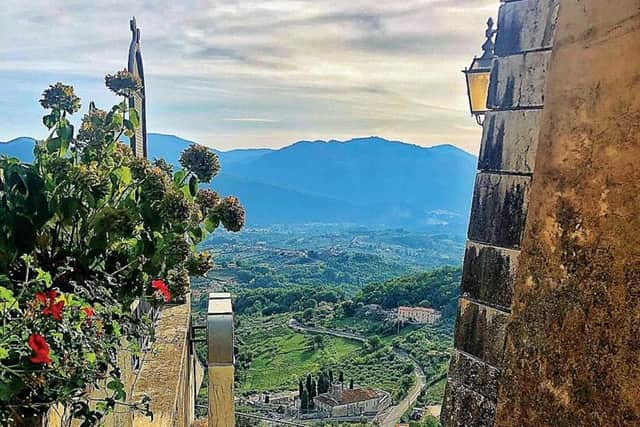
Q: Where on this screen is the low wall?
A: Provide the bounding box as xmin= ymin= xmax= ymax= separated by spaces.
xmin=45 ymin=298 xmax=203 ymax=427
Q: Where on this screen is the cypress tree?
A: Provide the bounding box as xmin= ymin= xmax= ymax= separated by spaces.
xmin=349 ymin=378 xmax=354 ymax=389
xmin=318 ymin=372 xmax=326 ymax=394
xmin=299 ymin=379 xmax=304 ymax=399
xmin=301 ymin=390 xmax=309 ymax=410
xmin=338 ymin=371 xmax=344 ymax=383
xmin=306 ymin=374 xmax=312 ymax=397
xmin=310 ymin=379 xmax=317 ymax=398
xmin=329 ymin=369 xmax=334 ymax=384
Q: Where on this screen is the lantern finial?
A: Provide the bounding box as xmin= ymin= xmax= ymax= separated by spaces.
xmin=481 ymin=18 xmax=497 ymax=60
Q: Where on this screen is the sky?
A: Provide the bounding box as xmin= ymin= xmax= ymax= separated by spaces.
xmin=0 ymin=0 xmax=498 ymax=153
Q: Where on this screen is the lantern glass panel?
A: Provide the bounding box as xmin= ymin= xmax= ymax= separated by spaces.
xmin=466 ymin=70 xmax=491 ymax=115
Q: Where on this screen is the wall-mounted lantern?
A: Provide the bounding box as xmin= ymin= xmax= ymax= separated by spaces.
xmin=463 ymin=18 xmax=497 ymax=125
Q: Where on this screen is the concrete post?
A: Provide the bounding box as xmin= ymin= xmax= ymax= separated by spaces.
xmin=207 ymin=293 xmax=235 ymax=427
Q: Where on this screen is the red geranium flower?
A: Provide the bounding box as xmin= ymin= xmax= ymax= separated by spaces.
xmin=35 ymin=289 xmax=65 ymax=320
xmin=151 ymin=279 xmax=171 ymax=303
xmin=28 ymin=334 xmax=52 ymax=365
xmin=82 ymin=306 xmax=95 ymax=319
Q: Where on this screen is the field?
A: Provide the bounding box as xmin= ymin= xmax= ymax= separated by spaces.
xmin=237 ymin=315 xmax=360 ymax=393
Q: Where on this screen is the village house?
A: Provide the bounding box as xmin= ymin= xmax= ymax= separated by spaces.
xmin=314 ymin=383 xmax=391 ymax=418
xmin=397 ymin=306 xmax=441 ymax=324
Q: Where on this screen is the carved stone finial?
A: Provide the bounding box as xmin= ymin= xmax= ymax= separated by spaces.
xmin=481 ymin=17 xmax=497 ymax=59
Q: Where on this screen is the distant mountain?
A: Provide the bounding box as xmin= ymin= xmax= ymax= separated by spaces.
xmin=0 ymin=137 xmax=36 ymax=162
xmin=146 ymin=134 xmax=273 ymax=168
xmin=0 ymin=134 xmax=477 ymax=228
xmin=223 ymin=137 xmax=477 ymax=225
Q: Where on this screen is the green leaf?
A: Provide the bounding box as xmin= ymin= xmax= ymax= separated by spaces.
xmin=173 ymin=170 xmax=186 ymax=186
xmin=0 ymin=346 xmax=9 ymax=360
xmin=0 ymin=286 xmax=16 ymax=312
xmin=188 ymin=176 xmax=198 ymax=197
xmin=204 ymin=217 xmax=217 ymax=233
xmin=114 ymin=166 xmax=132 ymax=186
xmin=129 ymin=109 xmax=140 ymax=129
xmin=35 ymin=268 xmax=52 ymax=287
xmin=85 ymin=352 xmax=96 ymax=364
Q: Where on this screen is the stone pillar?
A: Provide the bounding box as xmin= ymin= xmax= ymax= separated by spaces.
xmin=441 ymin=1 xmax=559 ymax=425
xmin=495 ymin=1 xmax=640 ymax=425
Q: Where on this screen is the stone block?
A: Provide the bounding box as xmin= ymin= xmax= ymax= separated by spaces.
xmin=453 ymin=298 xmax=508 ymax=367
xmin=487 ymin=51 xmax=551 ymax=109
xmin=495 ymin=0 xmax=559 ymax=56
xmin=468 ymin=172 xmax=531 ymax=249
xmin=447 ymin=349 xmax=501 ymax=401
xmin=441 ymin=379 xmax=497 ymax=427
xmin=479 ymin=110 xmax=542 ymax=174
xmin=461 ymin=242 xmax=519 ymax=309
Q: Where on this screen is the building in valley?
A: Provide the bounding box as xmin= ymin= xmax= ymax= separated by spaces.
xmin=398 ymin=306 xmax=441 ymax=324
xmin=314 ymin=383 xmax=391 ymax=418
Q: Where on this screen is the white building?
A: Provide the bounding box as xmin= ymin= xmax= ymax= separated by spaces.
xmin=398 ymin=306 xmax=441 ymax=324
xmin=314 ymin=383 xmax=391 ymax=418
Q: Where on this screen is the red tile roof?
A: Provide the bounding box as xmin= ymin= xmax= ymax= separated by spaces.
xmin=315 ymin=388 xmax=380 ymax=407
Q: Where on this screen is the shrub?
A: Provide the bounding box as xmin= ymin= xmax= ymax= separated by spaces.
xmin=0 ymin=72 xmax=244 ymax=424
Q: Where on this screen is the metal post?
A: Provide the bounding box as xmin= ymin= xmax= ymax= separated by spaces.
xmin=207 ymin=292 xmax=235 ymax=427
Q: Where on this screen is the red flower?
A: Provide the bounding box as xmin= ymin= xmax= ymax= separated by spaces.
xmin=35 ymin=289 xmax=65 ymax=320
xmin=82 ymin=306 xmax=95 ymax=319
xmin=28 ymin=334 xmax=52 ymax=365
xmin=43 ymin=300 xmax=65 ymax=320
xmin=151 ymin=279 xmax=171 ymax=303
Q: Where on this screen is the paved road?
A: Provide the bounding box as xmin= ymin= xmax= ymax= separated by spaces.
xmin=288 ymin=320 xmax=427 ymax=427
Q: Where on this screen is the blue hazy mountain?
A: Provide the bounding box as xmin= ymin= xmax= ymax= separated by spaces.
xmin=0 ymin=134 xmax=477 ymax=227
xmin=0 ymin=137 xmax=36 ymax=162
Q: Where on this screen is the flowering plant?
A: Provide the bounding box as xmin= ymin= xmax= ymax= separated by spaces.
xmin=0 ymin=73 xmax=244 ymax=424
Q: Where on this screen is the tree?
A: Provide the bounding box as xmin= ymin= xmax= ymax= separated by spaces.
xmin=318 ymin=371 xmax=327 ymax=394
xmin=264 ymin=394 xmax=270 ymax=404
xmin=367 ymin=335 xmax=383 ymax=351
xmin=329 ymin=369 xmax=334 ymax=384
xmin=312 ymin=334 xmax=325 ymax=350
xmin=306 ymin=374 xmax=313 ymax=398
xmin=349 ymin=378 xmax=354 ymax=389
xmin=310 ymin=379 xmax=317 ymax=398
xmin=303 ymin=307 xmax=314 ymax=321
xmin=300 ymin=390 xmax=309 ymax=411
xmin=299 ymin=379 xmax=304 ymax=399
xmin=338 ymin=371 xmax=344 ymax=383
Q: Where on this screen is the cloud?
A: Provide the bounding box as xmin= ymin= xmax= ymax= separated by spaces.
xmin=0 ymin=0 xmax=499 ymax=152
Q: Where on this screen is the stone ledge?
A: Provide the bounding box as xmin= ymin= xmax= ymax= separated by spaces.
xmin=468 ymin=172 xmax=531 ymax=249
xmin=479 ymin=110 xmax=541 ymax=174
xmin=453 ymin=298 xmax=509 ymax=367
xmin=487 ymin=50 xmax=551 ymax=110
xmin=496 ymin=0 xmax=559 ymax=56
xmin=441 ymin=379 xmax=497 ymax=427
xmin=130 ymin=301 xmax=194 ymax=427
xmin=461 ymin=241 xmax=519 ymax=309
xmin=447 ymin=350 xmax=501 ymax=402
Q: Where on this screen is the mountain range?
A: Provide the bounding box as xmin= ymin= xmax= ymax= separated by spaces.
xmin=0 ymin=134 xmax=477 ymax=228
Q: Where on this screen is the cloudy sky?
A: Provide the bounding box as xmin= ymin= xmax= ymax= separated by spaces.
xmin=1 ymin=0 xmax=498 ymax=153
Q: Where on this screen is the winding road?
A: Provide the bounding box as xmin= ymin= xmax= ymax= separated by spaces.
xmin=288 ymin=319 xmax=427 ymax=427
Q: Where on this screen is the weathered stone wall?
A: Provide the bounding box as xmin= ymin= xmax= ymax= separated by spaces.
xmin=495 ymin=1 xmax=640 ymax=425
xmin=46 ymin=299 xmax=202 ymax=427
xmin=441 ymin=1 xmax=559 ymax=425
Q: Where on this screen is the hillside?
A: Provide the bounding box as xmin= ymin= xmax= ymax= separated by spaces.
xmin=0 ymin=134 xmax=477 ymax=228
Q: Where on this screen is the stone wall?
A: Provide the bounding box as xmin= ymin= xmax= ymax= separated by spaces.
xmin=46 ymin=299 xmax=203 ymax=427
xmin=441 ymin=1 xmax=559 ymax=425
xmin=495 ymin=1 xmax=640 ymax=425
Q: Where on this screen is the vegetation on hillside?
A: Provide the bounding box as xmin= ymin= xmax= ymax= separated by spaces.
xmin=355 ymin=267 xmax=462 ymax=317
